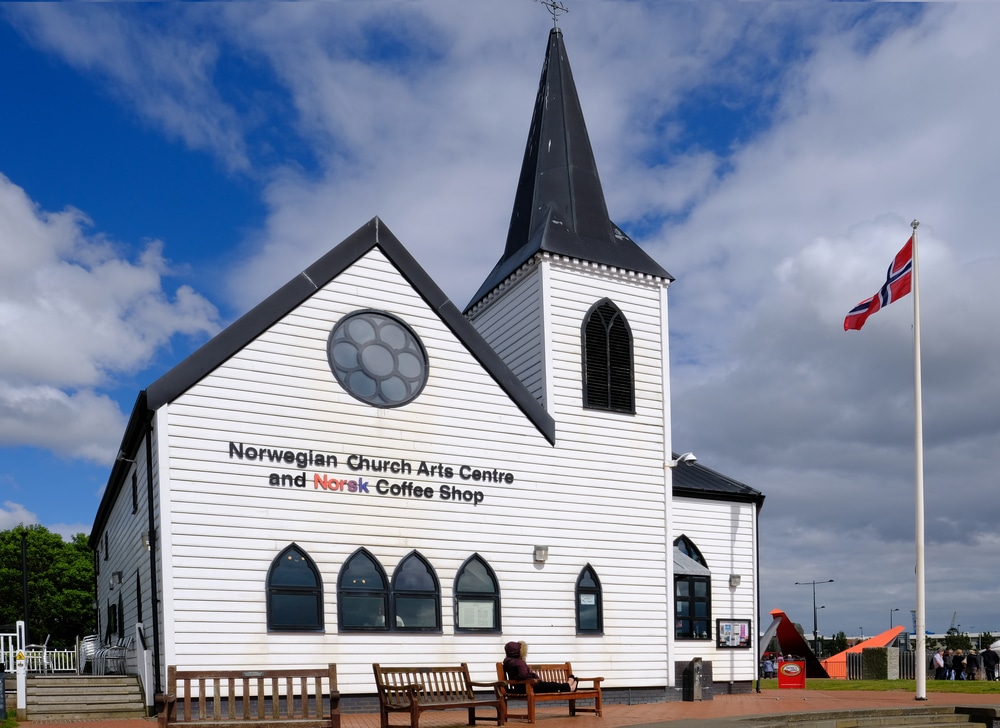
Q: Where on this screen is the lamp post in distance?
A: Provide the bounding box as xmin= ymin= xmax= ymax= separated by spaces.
xmin=794 ymin=579 xmax=834 ymax=657
xmin=890 ymin=607 xmax=900 ymax=629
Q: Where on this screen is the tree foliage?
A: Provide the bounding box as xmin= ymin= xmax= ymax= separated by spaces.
xmin=944 ymin=626 xmax=973 ymax=652
xmin=0 ymin=525 xmax=95 ymax=649
xmin=829 ymin=630 xmax=849 ymax=655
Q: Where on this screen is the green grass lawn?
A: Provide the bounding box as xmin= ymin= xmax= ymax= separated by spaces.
xmin=757 ymin=678 xmax=1000 ymax=694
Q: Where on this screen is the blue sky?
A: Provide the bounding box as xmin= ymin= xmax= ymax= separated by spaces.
xmin=3 ymin=2 xmax=1000 ymax=640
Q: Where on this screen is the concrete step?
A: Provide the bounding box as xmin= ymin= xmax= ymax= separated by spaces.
xmin=24 ymin=673 xmax=147 ymax=721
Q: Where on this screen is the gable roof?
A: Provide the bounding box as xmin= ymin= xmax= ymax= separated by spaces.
xmin=94 ymin=217 xmax=556 ymax=546
xmin=672 ymin=455 xmax=764 ymax=506
xmin=145 ymin=217 xmax=555 ymax=442
xmin=467 ymin=27 xmax=673 ymax=310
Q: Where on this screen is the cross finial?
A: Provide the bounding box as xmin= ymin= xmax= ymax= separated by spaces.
xmin=536 ymin=0 xmax=569 ymax=27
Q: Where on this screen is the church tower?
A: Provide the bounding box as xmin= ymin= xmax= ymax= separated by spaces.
xmin=465 ymin=27 xmax=674 ymax=446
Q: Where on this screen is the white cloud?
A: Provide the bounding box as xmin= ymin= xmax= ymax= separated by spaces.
xmin=0 ymin=501 xmax=38 ymax=531
xmin=3 ymin=4 xmax=249 ymax=172
xmin=660 ymin=3 xmax=1000 ymax=631
xmin=0 ymin=174 xmax=220 ymax=460
xmin=4 ymin=1 xmax=1000 ymax=634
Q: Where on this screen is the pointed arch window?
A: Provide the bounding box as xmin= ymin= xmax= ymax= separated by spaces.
xmin=392 ymin=551 xmax=441 ymax=632
xmin=576 ymin=564 xmax=603 ymax=634
xmin=338 ymin=548 xmax=389 ymax=631
xmin=582 ymin=299 xmax=634 ymax=413
xmin=454 ymin=554 xmax=501 ymax=632
xmin=673 ymin=536 xmax=711 ymax=641
xmin=267 ymin=544 xmax=324 ymax=632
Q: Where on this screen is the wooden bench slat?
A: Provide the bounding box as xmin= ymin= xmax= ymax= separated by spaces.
xmin=159 ymin=665 xmax=340 ymax=728
xmin=373 ymin=663 xmax=505 ymax=728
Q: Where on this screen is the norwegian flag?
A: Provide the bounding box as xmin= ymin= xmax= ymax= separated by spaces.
xmin=844 ymin=236 xmax=913 ymax=331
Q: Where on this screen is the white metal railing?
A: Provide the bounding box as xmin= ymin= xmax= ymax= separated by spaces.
xmin=23 ymin=648 xmax=76 ymax=673
xmin=0 ymin=631 xmax=16 ymax=671
xmin=1 ymin=626 xmax=77 ymax=673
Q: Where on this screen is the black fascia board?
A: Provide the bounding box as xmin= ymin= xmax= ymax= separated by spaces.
xmin=672 ymin=458 xmax=765 ymax=508
xmin=91 ymin=390 xmax=149 ymax=549
xmin=144 ymin=217 xmax=555 ymax=443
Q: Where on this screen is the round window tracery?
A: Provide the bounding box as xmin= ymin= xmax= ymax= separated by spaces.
xmin=327 ymin=311 xmax=428 ymax=408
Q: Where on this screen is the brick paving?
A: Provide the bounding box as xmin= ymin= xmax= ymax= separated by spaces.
xmin=17 ymin=688 xmax=1000 ymax=727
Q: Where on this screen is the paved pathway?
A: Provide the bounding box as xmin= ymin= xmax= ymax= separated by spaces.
xmin=18 ymin=689 xmax=1000 ymax=727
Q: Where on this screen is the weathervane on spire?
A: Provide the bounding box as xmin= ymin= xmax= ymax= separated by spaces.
xmin=536 ymin=0 xmax=569 ymax=27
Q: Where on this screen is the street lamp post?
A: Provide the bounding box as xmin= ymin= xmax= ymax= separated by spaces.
xmin=795 ymin=579 xmax=835 ymax=657
xmin=890 ymin=607 xmax=900 ymax=629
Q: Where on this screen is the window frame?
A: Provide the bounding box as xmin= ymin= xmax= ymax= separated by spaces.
xmin=266 ymin=543 xmax=325 ymax=633
xmin=581 ymin=299 xmax=635 ymax=413
xmin=575 ymin=564 xmax=604 ymax=635
xmin=391 ymin=551 xmax=442 ymax=633
xmin=337 ymin=548 xmax=390 ymax=632
xmin=453 ymin=554 xmax=501 ymax=633
xmin=673 ymin=535 xmax=712 ymax=641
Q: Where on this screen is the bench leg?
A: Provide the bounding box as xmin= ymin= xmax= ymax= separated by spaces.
xmin=568 ymin=699 xmax=576 ymax=717
xmin=468 ymin=707 xmax=476 ymax=725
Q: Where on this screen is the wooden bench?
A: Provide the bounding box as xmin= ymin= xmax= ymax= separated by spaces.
xmin=495 ymin=662 xmax=603 ymax=724
xmin=158 ymin=664 xmax=340 ymax=728
xmin=373 ymin=663 xmax=505 ymax=728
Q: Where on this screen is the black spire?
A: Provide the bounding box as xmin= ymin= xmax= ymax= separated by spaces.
xmin=467 ymin=27 xmax=672 ymax=310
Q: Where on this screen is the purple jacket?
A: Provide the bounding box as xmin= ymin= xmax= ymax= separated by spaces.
xmin=503 ymin=641 xmax=537 ymax=680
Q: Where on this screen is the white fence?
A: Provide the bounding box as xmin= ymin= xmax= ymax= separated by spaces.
xmin=0 ymin=623 xmax=77 ymax=673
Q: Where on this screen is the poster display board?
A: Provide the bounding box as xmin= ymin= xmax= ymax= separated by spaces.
xmin=716 ymin=619 xmax=752 ymax=648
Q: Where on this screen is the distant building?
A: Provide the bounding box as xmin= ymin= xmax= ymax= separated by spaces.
xmin=91 ymin=27 xmax=764 ymax=704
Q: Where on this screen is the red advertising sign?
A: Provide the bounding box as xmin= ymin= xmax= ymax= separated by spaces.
xmin=777 ymin=660 xmax=806 ymax=689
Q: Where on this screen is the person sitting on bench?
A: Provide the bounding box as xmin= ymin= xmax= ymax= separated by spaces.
xmin=502 ymin=641 xmax=578 ymax=693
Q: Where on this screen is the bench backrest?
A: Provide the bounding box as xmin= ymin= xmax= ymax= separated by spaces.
xmin=530 ymin=663 xmax=573 ymax=684
xmin=166 ymin=665 xmax=338 ymax=723
xmin=497 ymin=662 xmax=573 ymax=684
xmin=373 ymin=663 xmax=475 ymax=706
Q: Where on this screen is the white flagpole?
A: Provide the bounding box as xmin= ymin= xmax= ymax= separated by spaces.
xmin=912 ymin=219 xmax=927 ymax=701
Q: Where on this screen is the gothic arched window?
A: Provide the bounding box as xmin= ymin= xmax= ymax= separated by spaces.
xmin=582 ymin=299 xmax=634 ymax=413
xmin=267 ymin=544 xmax=324 ymax=632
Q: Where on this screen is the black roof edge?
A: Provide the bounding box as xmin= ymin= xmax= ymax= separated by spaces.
xmin=90 ymin=390 xmax=149 ymax=549
xmin=144 ymin=217 xmax=554 ymax=442
xmin=673 ymin=486 xmax=766 ymax=509
xmin=671 ymin=455 xmax=765 ymax=509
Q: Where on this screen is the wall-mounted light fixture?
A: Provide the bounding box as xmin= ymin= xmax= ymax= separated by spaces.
xmin=665 ymin=452 xmax=697 ymax=468
xmin=141 ymin=531 xmax=151 ymax=551
xmin=533 ymin=545 xmax=549 ymax=563
xmin=729 ymin=574 xmax=741 ymax=588
xmin=109 ymin=571 xmax=123 ymax=590
xmin=116 ymin=449 xmax=135 ymax=464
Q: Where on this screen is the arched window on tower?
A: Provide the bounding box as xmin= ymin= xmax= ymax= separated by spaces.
xmin=454 ymin=554 xmax=501 ymax=632
xmin=582 ymin=299 xmax=634 ymax=413
xmin=575 ymin=564 xmax=603 ymax=634
xmin=266 ymin=544 xmax=324 ymax=632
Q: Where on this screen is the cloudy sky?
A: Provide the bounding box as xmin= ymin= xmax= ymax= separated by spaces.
xmin=2 ymin=1 xmax=999 ymax=641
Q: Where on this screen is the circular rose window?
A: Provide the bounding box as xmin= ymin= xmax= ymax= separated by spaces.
xmin=327 ymin=311 xmax=428 ymax=407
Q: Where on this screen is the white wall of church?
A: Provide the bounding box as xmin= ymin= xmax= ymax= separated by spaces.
xmin=672 ymin=496 xmax=759 ymax=682
xmin=468 ymin=263 xmax=547 ymax=408
xmin=152 ymin=247 xmax=680 ymax=694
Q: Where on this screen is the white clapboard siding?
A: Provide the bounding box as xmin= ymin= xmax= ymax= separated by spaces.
xmin=97 ymin=242 xmax=759 ymax=697
xmin=469 ymin=265 xmax=546 ymax=407
xmin=672 ymin=496 xmax=759 ymax=681
xmin=151 ymin=248 xmax=677 ymax=693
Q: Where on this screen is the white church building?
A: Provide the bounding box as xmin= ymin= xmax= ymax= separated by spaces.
xmin=91 ymin=26 xmax=764 ymax=706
